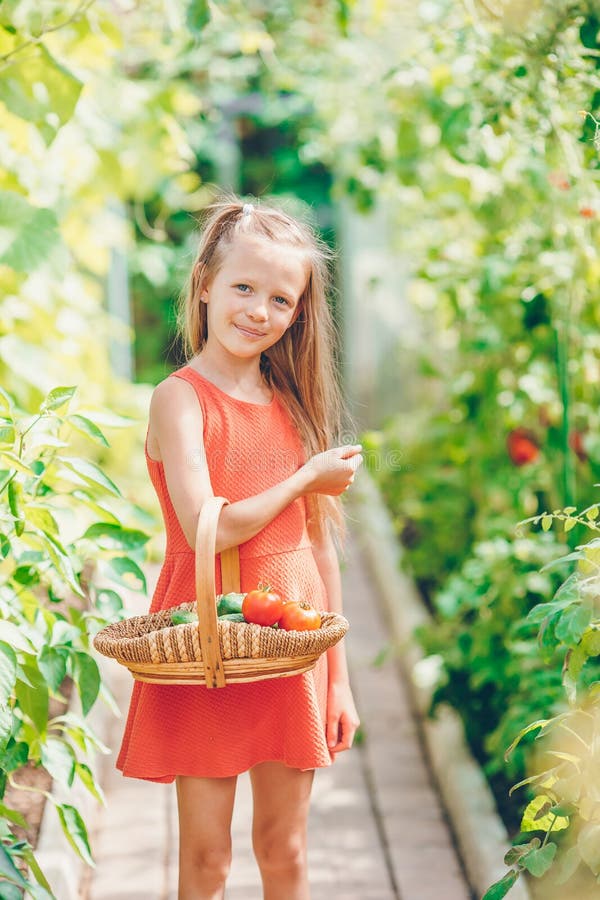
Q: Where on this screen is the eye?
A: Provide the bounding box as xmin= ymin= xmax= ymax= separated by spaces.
xmin=273 ymin=296 xmax=290 ymax=307
xmin=235 ymin=284 xmax=251 ymax=293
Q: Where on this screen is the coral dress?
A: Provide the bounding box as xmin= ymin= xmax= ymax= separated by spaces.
xmin=116 ymin=365 xmax=333 ymax=781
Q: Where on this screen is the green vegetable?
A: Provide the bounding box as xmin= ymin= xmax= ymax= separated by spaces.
xmin=216 ymin=592 xmax=245 ymax=617
xmin=170 ymin=609 xmax=197 ymax=625
xmin=218 ymin=612 xmax=245 ymax=622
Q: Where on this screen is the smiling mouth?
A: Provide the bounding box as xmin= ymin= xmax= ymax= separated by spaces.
xmin=235 ymin=325 xmax=266 ymax=337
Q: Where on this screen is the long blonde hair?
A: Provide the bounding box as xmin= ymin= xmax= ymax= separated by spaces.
xmin=175 ymin=193 xmax=353 ymax=550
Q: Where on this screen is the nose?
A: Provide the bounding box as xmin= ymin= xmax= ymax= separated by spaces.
xmin=247 ymin=296 xmax=268 ymax=322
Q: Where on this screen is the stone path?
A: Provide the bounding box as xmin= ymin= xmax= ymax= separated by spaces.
xmin=80 ymin=534 xmax=474 ymax=900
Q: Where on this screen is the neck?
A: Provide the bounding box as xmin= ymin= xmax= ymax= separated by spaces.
xmin=191 ymin=346 xmax=267 ymax=391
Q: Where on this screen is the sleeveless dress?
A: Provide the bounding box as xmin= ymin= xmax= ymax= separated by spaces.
xmin=116 ymin=365 xmax=333 ymax=781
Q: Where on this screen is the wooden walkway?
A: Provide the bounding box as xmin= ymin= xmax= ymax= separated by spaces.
xmin=80 ymin=534 xmax=474 ymax=900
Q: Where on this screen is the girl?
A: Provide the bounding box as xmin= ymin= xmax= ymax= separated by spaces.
xmin=116 ymin=195 xmax=363 ymax=900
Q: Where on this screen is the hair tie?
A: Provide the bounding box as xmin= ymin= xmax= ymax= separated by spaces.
xmin=242 ymin=203 xmax=254 ymax=218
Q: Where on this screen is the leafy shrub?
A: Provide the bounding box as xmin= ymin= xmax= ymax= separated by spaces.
xmin=0 ymin=385 xmax=149 ymax=898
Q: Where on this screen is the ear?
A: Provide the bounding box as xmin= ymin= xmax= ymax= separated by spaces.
xmin=193 ymin=261 xmax=210 ymax=302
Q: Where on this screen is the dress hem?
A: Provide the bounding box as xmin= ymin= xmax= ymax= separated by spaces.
xmin=116 ymin=753 xmax=334 ymax=783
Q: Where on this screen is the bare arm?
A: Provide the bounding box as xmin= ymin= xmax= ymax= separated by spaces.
xmin=311 ymin=527 xmax=349 ymax=683
xmin=312 ymin=525 xmax=361 ymax=752
xmin=149 ymin=377 xmax=362 ymax=554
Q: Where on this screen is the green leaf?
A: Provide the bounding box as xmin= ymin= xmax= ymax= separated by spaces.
xmin=0 ymin=641 xmax=17 ymax=706
xmin=564 ymin=517 xmax=577 ymax=532
xmin=582 ymin=628 xmax=600 ymax=657
xmin=41 ymin=738 xmax=76 ymax=787
xmin=65 ymin=414 xmax=109 ymax=447
xmin=2 ymin=739 xmax=29 ymax=773
xmin=22 ymin=530 xmax=84 ymax=598
xmin=541 ymin=550 xmax=584 ymax=571
xmin=578 ymin=822 xmax=600 ymax=875
xmin=0 ymin=803 xmax=27 ymax=829
xmin=95 ymin=588 xmax=123 ymax=617
xmin=586 ymin=506 xmax=599 ymax=520
xmin=504 ymin=719 xmax=549 ymax=761
xmin=82 ymin=522 xmax=149 ymax=551
xmin=0 ymin=43 xmax=82 ymax=137
xmin=0 ymin=424 xmax=15 ymax=446
xmin=554 ymin=844 xmax=581 ymax=885
xmin=14 ymin=662 xmax=48 ymax=735
xmin=0 ymin=704 xmax=12 ymax=754
xmin=18 ymin=844 xmax=53 ymax=892
xmin=555 ymin=604 xmax=591 ymax=644
xmin=521 ymin=842 xmax=557 ymax=877
xmin=25 ymin=504 xmax=60 ymax=537
xmin=0 ymin=880 xmax=25 ymax=898
xmin=0 ymin=193 xmax=59 ymax=273
xmin=38 ymin=646 xmax=68 ymax=693
xmin=521 ymin=795 xmax=570 ymax=832
xmin=541 ymin=515 xmax=553 ymax=531
xmin=58 ymin=457 xmax=121 ymax=497
xmin=40 ymin=386 xmax=77 ymax=413
xmin=481 ymin=869 xmax=520 ymax=900
xmin=187 ymin=0 xmax=211 ymax=33
xmin=564 ymin=645 xmax=586 ymax=701
xmin=105 ymin=556 xmax=147 ymax=592
xmin=56 ymin=803 xmax=94 ymax=867
xmin=72 ymin=652 xmax=100 ymax=716
xmin=75 ymin=761 xmax=105 ymax=805
xmin=0 ymin=843 xmax=27 ymax=887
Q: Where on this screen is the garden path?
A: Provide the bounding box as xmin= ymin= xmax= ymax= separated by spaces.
xmin=79 ymin=532 xmax=473 ymax=900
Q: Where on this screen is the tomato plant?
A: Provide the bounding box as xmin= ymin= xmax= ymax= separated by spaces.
xmin=279 ymin=602 xmax=321 ymax=632
xmin=242 ymin=585 xmax=285 ymax=627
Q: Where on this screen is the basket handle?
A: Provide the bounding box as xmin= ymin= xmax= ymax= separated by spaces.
xmin=195 ymin=496 xmax=241 ymax=689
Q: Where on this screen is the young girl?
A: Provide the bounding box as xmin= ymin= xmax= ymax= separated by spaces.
xmin=116 ymin=195 xmax=363 ymax=900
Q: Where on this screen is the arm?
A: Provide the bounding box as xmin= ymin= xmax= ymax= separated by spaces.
xmin=150 ymin=377 xmax=362 ymax=554
xmin=311 ymin=526 xmax=361 ymax=752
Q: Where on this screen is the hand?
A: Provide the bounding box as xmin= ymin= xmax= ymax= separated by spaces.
xmin=326 ymin=679 xmax=360 ymax=754
xmin=298 ymin=445 xmax=363 ymax=497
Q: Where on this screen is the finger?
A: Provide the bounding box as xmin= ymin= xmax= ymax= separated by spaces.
xmin=337 ymin=444 xmax=362 ymax=459
xmin=327 ymin=717 xmax=340 ymax=750
xmin=337 ymin=713 xmax=359 ymax=751
xmin=349 ymin=454 xmax=363 ymax=471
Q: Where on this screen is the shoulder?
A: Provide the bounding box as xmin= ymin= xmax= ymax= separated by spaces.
xmin=150 ymin=371 xmax=204 ymax=427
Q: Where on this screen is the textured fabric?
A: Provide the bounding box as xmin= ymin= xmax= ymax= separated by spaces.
xmin=116 ymin=365 xmax=333 ymax=781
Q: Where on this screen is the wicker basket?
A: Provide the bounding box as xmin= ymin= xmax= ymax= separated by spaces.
xmin=93 ymin=496 xmax=349 ymax=688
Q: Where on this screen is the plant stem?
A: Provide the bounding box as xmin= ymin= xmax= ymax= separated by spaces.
xmin=555 ymin=307 xmax=575 ymax=509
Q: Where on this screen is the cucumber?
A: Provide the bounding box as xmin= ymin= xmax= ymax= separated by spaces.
xmin=218 ymin=613 xmax=245 ymax=623
xmin=171 ymin=609 xmax=197 ymax=625
xmin=216 ymin=592 xmax=245 ymax=617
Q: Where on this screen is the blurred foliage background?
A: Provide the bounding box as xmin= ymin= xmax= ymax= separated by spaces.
xmin=2 ymin=0 xmax=600 ymax=895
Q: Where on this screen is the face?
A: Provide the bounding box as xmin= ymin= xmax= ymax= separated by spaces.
xmin=200 ymin=234 xmax=308 ymax=357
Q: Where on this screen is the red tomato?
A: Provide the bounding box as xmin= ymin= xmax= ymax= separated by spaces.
xmin=569 ymin=430 xmax=588 ymax=462
xmin=242 ymin=586 xmax=285 ymax=627
xmin=507 ymin=428 xmax=539 ymax=466
xmin=279 ymin=601 xmax=321 ymax=632
xmin=579 ymin=206 xmax=596 ymax=219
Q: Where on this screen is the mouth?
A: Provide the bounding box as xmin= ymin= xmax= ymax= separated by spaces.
xmin=234 ymin=324 xmax=267 ymax=338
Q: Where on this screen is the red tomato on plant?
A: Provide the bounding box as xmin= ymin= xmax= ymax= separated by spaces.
xmin=279 ymin=601 xmax=321 ymax=632
xmin=242 ymin=584 xmax=285 ymax=627
xmin=507 ymin=428 xmax=539 ymax=466
xmin=569 ymin=430 xmax=588 ymax=462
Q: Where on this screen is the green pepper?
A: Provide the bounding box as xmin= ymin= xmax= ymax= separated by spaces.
xmin=216 ymin=592 xmax=245 ymax=617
